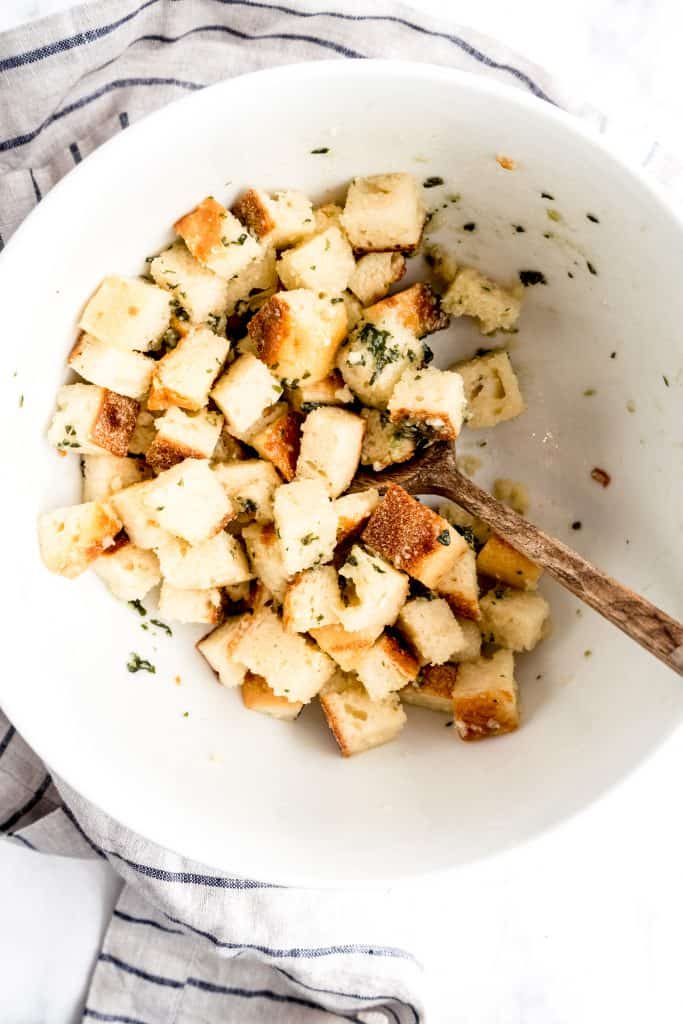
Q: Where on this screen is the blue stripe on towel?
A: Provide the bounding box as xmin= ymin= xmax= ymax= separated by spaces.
xmin=0 ymin=773 xmax=52 ymax=832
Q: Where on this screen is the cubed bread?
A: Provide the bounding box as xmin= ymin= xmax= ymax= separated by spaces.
xmin=79 ymin=275 xmax=171 ymax=352
xmin=277 ymin=226 xmax=355 ymax=294
xmin=147 ymin=325 xmax=229 ymax=412
xmin=82 ymin=454 xmax=149 ymax=502
xmin=47 ymin=383 xmax=139 ymax=457
xmin=223 ymin=247 xmax=278 ymax=316
xmin=479 ymin=587 xmax=550 ymax=652
xmin=110 ymin=480 xmax=171 ymax=550
xmin=248 ymin=289 xmax=348 ymax=385
xmin=476 ymin=534 xmax=542 ymax=591
xmin=319 ymin=676 xmax=406 ymax=756
xmin=338 ymin=544 xmax=409 ymax=639
xmin=142 ymin=459 xmax=234 ymax=544
xmin=156 ymin=532 xmax=252 ymax=590
xmin=273 ymin=479 xmax=337 ymax=576
xmin=296 ymin=407 xmax=365 ymax=497
xmin=493 ymin=478 xmax=530 ymax=517
xmin=288 ymin=369 xmax=354 ymax=412
xmin=282 ymin=565 xmax=342 ymax=633
xmin=242 ymin=522 xmax=288 ymax=603
xmin=213 ymin=459 xmax=280 ymax=522
xmin=454 ymin=350 xmax=526 ymax=429
xmin=438 ymin=501 xmax=490 ymax=547
xmin=68 ymin=333 xmax=154 ymax=399
xmin=150 ymin=240 xmax=230 ymax=323
xmin=451 ymin=617 xmax=482 ymax=662
xmin=387 ymin=366 xmax=466 ymax=441
xmin=248 ymin=406 xmax=302 ymax=481
xmin=348 ymin=252 xmax=406 ymax=305
xmin=337 ymin=312 xmax=423 ymax=409
xmin=362 ymin=484 xmax=468 ymax=588
xmin=436 ymin=547 xmax=480 ymax=620
xmin=452 ymin=649 xmax=519 ymax=740
xmin=241 ymin=673 xmax=304 ymax=721
xmin=313 ymin=203 xmax=344 ymax=234
xmin=38 ymin=501 xmax=122 ymax=578
xmin=442 ymin=266 xmax=521 ymax=335
xmin=396 ymin=597 xmax=464 ymax=665
xmin=360 ymin=408 xmax=417 ymax=471
xmin=128 ymin=408 xmax=156 ymax=456
xmin=210 ymin=353 xmax=281 ymax=438
xmin=174 ymin=196 xmax=263 ymax=279
xmin=309 ymin=622 xmax=377 ymax=672
xmin=341 ymin=173 xmax=425 ymax=253
xmin=334 ymin=488 xmax=380 ymax=543
xmin=232 ymin=188 xmax=314 ymax=249
xmin=157 ymin=581 xmax=223 ymax=624
xmin=196 ymin=617 xmax=246 ymax=688
xmin=401 ymin=663 xmax=458 ymax=713
xmin=92 ymin=539 xmax=161 ymax=601
xmin=145 ymin=407 xmax=223 ymax=473
xmin=229 ymin=606 xmax=335 ymax=702
xmin=355 ymin=632 xmax=419 ymax=701
xmin=365 ymin=282 xmax=449 ymax=338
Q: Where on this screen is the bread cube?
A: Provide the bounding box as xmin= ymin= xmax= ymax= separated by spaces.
xmin=454 ymin=350 xmax=526 ymax=429
xmin=68 ymin=333 xmax=154 ymax=400
xmin=360 ymin=408 xmax=417 ymax=471
xmin=196 ymin=617 xmax=247 ymax=688
xmin=366 ymin=282 xmax=449 ymax=339
xmin=150 ymin=241 xmax=230 ymax=324
xmin=442 ymin=266 xmax=521 ymax=335
xmin=273 ymin=479 xmax=337 ymax=576
xmin=79 ymin=275 xmax=171 ymax=352
xmin=342 ymin=291 xmax=364 ymax=330
xmin=338 ymin=544 xmax=409 ymax=639
xmin=362 ymin=485 xmax=468 ymax=588
xmin=309 ymin=622 xmax=377 ymax=672
xmin=157 ymin=581 xmax=223 ymax=624
xmin=228 ymin=606 xmax=335 ymax=702
xmin=142 ymin=459 xmax=233 ymax=544
xmin=451 ymin=618 xmax=482 ymax=662
xmin=213 ymin=459 xmax=280 ymax=522
xmin=248 ymin=289 xmax=348 ymax=385
xmin=145 ymin=407 xmax=223 ymax=473
xmin=282 ymin=564 xmax=343 ymax=633
xmin=320 ymin=676 xmax=406 ymax=757
xmin=174 ymin=196 xmax=263 ymax=279
xmin=277 ymin=227 xmax=355 ymax=294
xmin=248 ymin=406 xmax=302 ymax=482
xmin=210 ymin=353 xmax=281 ymax=438
xmin=436 ymin=547 xmax=480 ymax=620
xmin=128 ymin=408 xmax=156 ymax=456
xmin=148 ymin=325 xmax=229 ymax=412
xmin=348 ymin=252 xmax=406 ymax=306
xmin=110 ymin=480 xmax=171 ymax=550
xmin=452 ymin=649 xmax=519 ymax=741
xmin=334 ymin=488 xmax=380 ymax=543
xmin=288 ymin=369 xmax=354 ymax=412
xmin=156 ymin=532 xmax=252 ymax=590
xmin=232 ymin=188 xmax=314 ymax=249
xmin=223 ymin=246 xmax=278 ymax=316
xmin=387 ymin=366 xmax=466 ymax=441
xmin=397 ymin=597 xmax=464 ymax=665
xmin=47 ymin=383 xmax=139 ymax=457
xmin=296 ymin=407 xmax=365 ymax=497
xmin=356 ymin=632 xmax=419 ymax=701
xmin=82 ymin=454 xmax=149 ymax=502
xmin=241 ymin=673 xmax=304 ymax=721
xmin=341 ymin=173 xmax=425 ymax=253
xmin=242 ymin=522 xmax=288 ymax=603
xmin=92 ymin=540 xmax=161 ymax=601
xmin=476 ymin=534 xmax=542 ymax=591
xmin=480 ymin=587 xmax=550 ymax=652
xmin=337 ymin=314 xmax=423 ymax=409
xmin=401 ymin=663 xmax=458 ymax=713
xmin=313 ymin=203 xmax=344 ymax=234
xmin=438 ymin=501 xmax=490 ymax=547
xmin=38 ymin=501 xmax=122 ymax=579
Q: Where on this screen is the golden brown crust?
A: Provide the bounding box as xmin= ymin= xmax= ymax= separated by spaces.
xmin=362 ymin=484 xmax=446 ymax=576
xmin=365 ymin=283 xmax=449 ymax=337
xmin=376 ymin=632 xmax=419 ymax=681
xmin=174 ymin=196 xmax=225 ymax=264
xmin=68 ymin=333 xmax=87 ymax=363
xmin=387 ymin=407 xmax=458 ymax=441
xmin=452 ymin=691 xmax=519 ymax=741
xmin=231 ymin=189 xmax=275 ymax=239
xmin=418 ymin=663 xmax=459 ymax=700
xmin=247 ymin=294 xmax=290 ymax=368
xmin=250 ymin=409 xmax=302 ymax=481
xmin=241 ymin=671 xmax=303 ymax=719
xmin=441 ymin=589 xmax=480 ymax=621
xmin=145 ymin=437 xmax=205 ymax=474
xmin=476 ymin=534 xmax=542 ymax=591
xmin=91 ymin=390 xmax=140 ymax=457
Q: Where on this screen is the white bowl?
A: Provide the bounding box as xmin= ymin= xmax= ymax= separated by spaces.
xmin=1 ymin=60 xmax=681 ymax=886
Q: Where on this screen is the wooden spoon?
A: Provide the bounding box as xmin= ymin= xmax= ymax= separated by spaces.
xmin=354 ymin=442 xmax=683 ymax=676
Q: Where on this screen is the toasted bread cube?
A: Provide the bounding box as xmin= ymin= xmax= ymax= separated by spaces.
xmin=158 ymin=581 xmax=223 ymax=624
xmin=38 ymin=501 xmax=121 ymax=579
xmin=341 ymin=173 xmax=425 ymax=253
xmin=451 ymin=618 xmax=482 ymax=662
xmin=438 ymin=501 xmax=490 ymax=546
xmin=401 ymin=663 xmax=458 ymax=713
xmin=288 ymin=369 xmax=354 ymax=411
xmin=142 ymin=459 xmax=233 ymax=544
xmin=128 ymin=408 xmax=156 ymax=456
xmin=442 ymin=266 xmax=521 ymax=335
xmin=366 ymin=283 xmax=449 ymax=338
xmin=148 ymin=325 xmax=229 ymax=412
xmin=213 ymin=459 xmax=280 ymax=522
xmin=338 ymin=544 xmax=409 ymax=639
xmin=79 ymin=275 xmax=171 ymax=352
xmin=174 ymin=196 xmax=262 ymax=279
xmin=387 ymin=366 xmax=466 ymax=441
xmin=334 ymin=488 xmax=380 ymax=543
xmin=396 ymin=597 xmax=464 ymax=665
xmin=249 ymin=406 xmax=302 ymax=481
xmin=242 ymin=522 xmax=288 ymax=602
xmin=110 ymin=480 xmax=170 ymax=550
xmin=313 ymin=203 xmax=345 ymax=234
xmin=82 ymin=454 xmax=149 ymax=502
xmin=229 ymin=606 xmax=335 ymax=702
xmin=223 ymin=246 xmax=278 ymax=316
xmin=436 ymin=547 xmax=480 ymax=620
xmin=348 ymin=252 xmax=406 ymax=306
xmin=452 ymin=650 xmax=519 ymax=740
xmin=480 ymin=587 xmax=550 ymax=652
xmin=273 ymin=479 xmax=337 ymax=576
xmin=241 ymin=673 xmax=303 ymax=721
xmin=150 ymin=241 xmax=230 ymax=324
xmin=476 ymin=534 xmax=542 ymax=591
xmin=359 ymin=408 xmax=417 ymax=471
xmin=232 ymin=188 xmax=314 ymax=249
xmin=248 ymin=289 xmax=348 ymax=384
xmin=362 ymin=485 xmax=468 ymax=589
xmin=493 ymin=478 xmax=530 ymax=517
xmin=196 ymin=617 xmax=246 ymax=688
xmin=309 ymin=622 xmax=377 ymax=672
xmin=156 ymin=532 xmax=252 ymax=590
xmin=277 ymin=227 xmax=355 ymax=294
xmin=282 ymin=565 xmax=342 ymax=633
xmin=296 ymin=407 xmax=365 ymax=497
xmin=454 ymin=350 xmax=525 ymax=429
xmin=356 ymin=632 xmax=419 ymax=701
xmin=210 ymin=353 xmax=281 ymax=438
xmin=92 ymin=540 xmax=161 ymax=601
xmin=68 ymin=333 xmax=154 ymax=400
xmin=338 ymin=315 xmax=422 ymax=409
xmin=47 ymin=383 xmax=139 ymax=457
xmin=145 ymin=407 xmax=223 ymax=473
xmin=320 ymin=677 xmax=406 ymax=756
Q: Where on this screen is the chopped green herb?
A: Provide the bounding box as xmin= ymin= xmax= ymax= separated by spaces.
xmin=444 ymin=720 xmax=454 ymax=728
xmin=330 ymin=296 xmax=343 ymax=304
xmin=423 ymin=176 xmax=444 ymax=188
xmin=310 ymin=147 xmax=330 ymax=154
xmin=372 ymin=563 xmax=386 ymax=574
xmin=346 ymin=554 xmax=358 ymax=567
xmin=357 ymin=322 xmax=401 ymax=384
xmin=437 ymin=529 xmax=451 ymax=546
xmin=519 ymin=269 xmax=547 ymax=287
xmin=663 ymin=375 xmax=670 ymax=387
xmin=129 ymin=599 xmax=147 ymax=617
xmin=586 ymin=213 xmax=600 ymax=223
xmin=463 ymin=222 xmax=476 ymax=232
xmin=127 ymin=653 xmax=155 ymax=674
xmin=541 ymin=191 xmax=555 ymax=200
xmin=206 ymin=313 xmax=221 ymax=330
xmin=587 ymin=260 xmax=598 ymax=276
xmin=572 ymin=521 xmax=582 ymax=530
xmin=150 ymin=619 xmax=172 ymax=636
xmin=546 ymin=209 xmax=562 ymax=222
xmin=239 ymin=497 xmax=257 ymax=514
xmin=610 ymin=351 xmax=617 ymax=359
xmin=454 ymin=525 xmax=478 ymax=551
xmin=182 ymin=711 xmax=189 ymax=718
xmin=514 ymin=224 xmax=525 ymax=233
xmin=18 ymin=394 xmax=24 ymax=407
xmin=300 ymin=533 xmax=318 ymax=546
xmin=583 ymin=387 xmax=596 ymax=397
xmin=584 ymin=649 xmax=592 ymax=658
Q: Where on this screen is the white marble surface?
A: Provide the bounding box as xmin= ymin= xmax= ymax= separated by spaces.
xmin=1 ymin=2 xmax=682 ymax=1023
